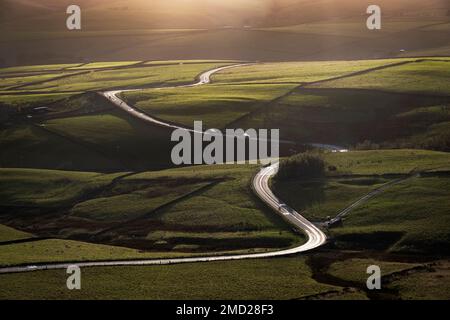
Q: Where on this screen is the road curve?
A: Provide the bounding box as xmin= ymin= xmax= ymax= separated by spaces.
xmin=101 ymin=64 xmax=252 ymax=133
xmin=0 ymin=64 xmax=328 ymax=274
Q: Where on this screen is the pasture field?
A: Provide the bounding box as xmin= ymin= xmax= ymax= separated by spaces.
xmin=83 ymin=165 xmax=302 ymax=251
xmin=2 ymin=59 xmax=449 ymax=158
xmin=0 ymin=257 xmax=339 ymax=300
xmin=0 ymin=124 xmax=124 ymax=171
xmin=258 ymin=19 xmax=446 ymax=38
xmin=0 ymin=58 xmax=449 ymax=300
xmin=209 ymin=59 xmax=450 ymax=151
xmin=41 ymin=111 xmax=174 ymax=171
xmin=237 ymin=87 xmax=450 ymax=148
xmin=0 ymin=72 xmax=80 ymax=90
xmin=327 ymin=258 xmax=419 ymax=284
xmin=0 ymin=64 xmax=82 ymax=74
xmin=0 ymin=164 xmax=302 ymax=258
xmin=272 ymin=177 xmax=388 ymax=221
xmin=71 ymin=181 xmax=212 ymax=222
xmin=0 ymin=92 xmax=76 ymax=112
xmin=17 ymin=63 xmax=232 ymax=92
xmin=0 ymin=168 xmax=124 ymax=207
xmin=121 ymin=83 xmax=296 ymax=129
xmin=0 ymin=239 xmax=191 ymax=267
xmin=212 ymin=59 xmax=413 ymax=84
xmin=143 ymin=60 xmax=242 ymax=66
xmin=333 ymin=175 xmax=450 ymax=255
xmin=389 ymin=261 xmax=450 ymax=300
xmin=323 ymin=149 xmax=450 ymax=175
xmin=67 ymin=61 xmax=142 ymax=70
xmin=2 ymin=0 xmax=449 ymax=67
xmin=273 ymin=150 xmax=450 ymax=254
xmin=326 ymin=258 xmax=450 ymax=300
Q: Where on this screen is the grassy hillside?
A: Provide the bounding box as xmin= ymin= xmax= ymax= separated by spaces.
xmin=273 ymin=149 xmax=450 ymax=254
xmin=0 ymin=124 xmax=126 ymax=171
xmin=16 ymin=63 xmax=231 ymax=92
xmin=314 ymin=60 xmax=450 ymax=96
xmin=0 ymin=238 xmax=195 ymax=267
xmin=0 ymin=168 xmax=124 ymax=207
xmin=325 ymin=258 xmax=450 ymax=300
xmin=213 ymin=59 xmax=413 ymax=84
xmin=227 ymin=59 xmax=450 ymax=151
xmin=3 ymin=0 xmax=447 ymax=31
xmin=1 ymin=1 xmax=448 ymax=65
xmin=0 ymin=257 xmax=339 ymax=300
xmin=1 ymin=57 xmax=450 ymax=300
xmin=120 ymin=58 xmax=450 ymax=150
xmin=0 ymin=62 xmax=238 ymax=171
xmin=40 ymin=110 xmax=174 ymax=171
xmin=121 ymin=83 xmax=296 ymax=129
xmin=327 ymin=258 xmax=419 ymax=284
xmin=389 ymin=261 xmax=450 ymax=300
xmin=333 ymin=176 xmax=450 ymax=254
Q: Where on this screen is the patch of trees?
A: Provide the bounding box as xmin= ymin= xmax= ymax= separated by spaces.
xmin=418 ymin=133 xmax=450 ymax=152
xmin=0 ymin=103 xmax=14 ymax=124
xmin=275 ymin=153 xmax=325 ymax=181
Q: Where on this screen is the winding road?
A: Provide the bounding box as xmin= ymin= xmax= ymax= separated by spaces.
xmin=101 ymin=64 xmax=252 ymax=133
xmin=0 ymin=64 xmax=328 ymax=274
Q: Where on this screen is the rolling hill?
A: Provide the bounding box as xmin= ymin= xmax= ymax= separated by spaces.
xmin=1 ymin=0 xmax=449 ymax=66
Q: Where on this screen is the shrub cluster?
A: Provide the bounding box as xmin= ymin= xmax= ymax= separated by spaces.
xmin=276 ymin=153 xmax=325 ymax=181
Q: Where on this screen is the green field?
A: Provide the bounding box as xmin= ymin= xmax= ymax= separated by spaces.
xmin=3 ymin=58 xmax=449 ymax=158
xmin=258 ymin=19 xmax=444 ymax=38
xmin=18 ymin=63 xmax=231 ymax=92
xmin=3 ymin=0 xmax=448 ymax=67
xmin=71 ymin=181 xmax=211 ymax=222
xmin=0 ymin=123 xmax=127 ymax=171
xmin=314 ymin=60 xmax=450 ymax=96
xmin=273 ymin=177 xmax=387 ymax=221
xmin=334 ymin=176 xmax=450 ymax=255
xmin=0 ymin=239 xmax=191 ymax=267
xmin=0 ymin=72 xmax=81 ymax=90
xmin=327 ymin=258 xmax=419 ymax=284
xmin=389 ymin=261 xmax=450 ymax=300
xmin=326 ymin=258 xmax=450 ymax=300
xmin=41 ymin=112 xmax=173 ymax=169
xmin=273 ymin=150 xmax=450 ymax=254
xmin=212 ymin=59 xmax=412 ymax=84
xmin=1 ymin=57 xmax=450 ymax=300
xmin=0 ymin=164 xmax=302 ymax=258
xmin=144 ymin=60 xmax=242 ymax=66
xmin=0 ymin=257 xmax=339 ymax=300
xmin=323 ymin=149 xmax=450 ymax=175
xmin=0 ymin=168 xmax=123 ymax=207
xmin=0 ymin=92 xmax=76 ymax=112
xmin=210 ymin=59 xmax=450 ymax=151
xmin=0 ymin=224 xmax=31 ymax=242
